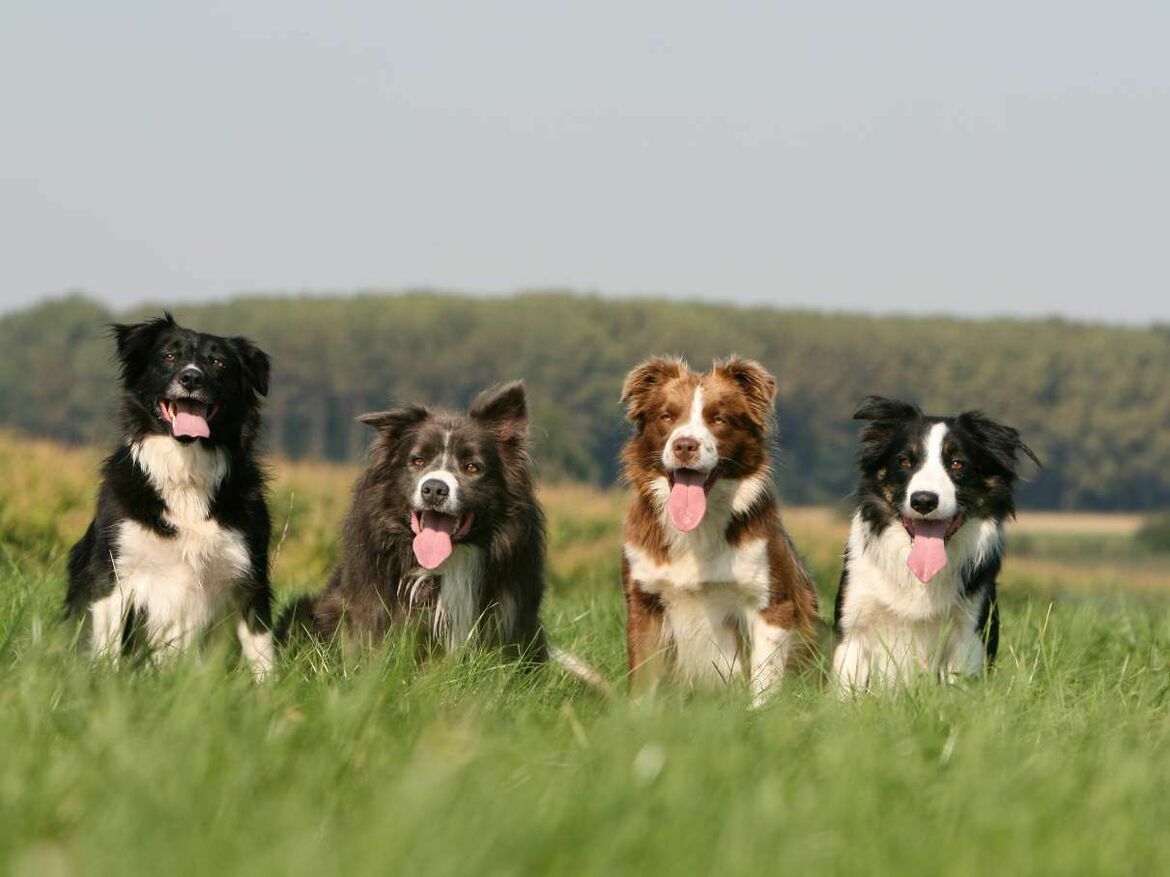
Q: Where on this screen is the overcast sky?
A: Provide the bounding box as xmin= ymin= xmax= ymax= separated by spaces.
xmin=2 ymin=2 xmax=1168 ymax=322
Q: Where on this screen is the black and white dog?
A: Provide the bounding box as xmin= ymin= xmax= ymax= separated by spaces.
xmin=286 ymin=382 xmax=548 ymax=658
xmin=832 ymin=396 xmax=1040 ymax=689
xmin=66 ymin=314 xmax=274 ymax=677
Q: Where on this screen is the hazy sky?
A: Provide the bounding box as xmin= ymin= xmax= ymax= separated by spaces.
xmin=2 ymin=2 xmax=1168 ymax=322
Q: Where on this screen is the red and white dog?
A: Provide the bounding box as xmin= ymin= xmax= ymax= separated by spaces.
xmin=619 ymin=356 xmax=819 ymax=706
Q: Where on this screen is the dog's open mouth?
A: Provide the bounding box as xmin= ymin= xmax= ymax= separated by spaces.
xmin=158 ymin=398 xmax=220 ymax=440
xmin=665 ymin=467 xmax=718 ymax=533
xmin=409 ymin=509 xmax=474 ymax=570
xmin=902 ymin=514 xmax=965 ymax=584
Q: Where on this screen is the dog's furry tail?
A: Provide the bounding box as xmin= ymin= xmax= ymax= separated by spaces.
xmin=549 ymin=646 xmax=615 ymax=699
xmin=274 ymin=594 xmax=318 ymax=644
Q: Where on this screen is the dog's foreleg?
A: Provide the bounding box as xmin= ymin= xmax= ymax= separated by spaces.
xmin=237 ymin=618 xmax=274 ymax=681
xmin=626 ymin=585 xmax=666 ymax=698
xmin=748 ymin=612 xmax=796 ymax=708
xmin=943 ymin=628 xmax=986 ymax=683
xmin=89 ymin=590 xmax=130 ymax=661
xmin=238 ymin=578 xmax=275 ymax=681
xmin=832 ymin=633 xmax=871 ymax=695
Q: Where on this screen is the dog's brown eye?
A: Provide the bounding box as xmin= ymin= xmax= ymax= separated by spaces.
xmin=711 ymin=414 xmax=726 ymax=425
xmin=951 ymin=460 xmax=966 ymax=473
xmin=463 ymin=462 xmax=482 ymax=475
xmin=898 ymin=456 xmax=913 ymax=470
xmin=409 ymin=456 xmax=426 ymax=468
xmin=162 ymin=352 xmax=177 ymax=363
xmin=212 ymin=357 xmax=226 ymax=369
xmin=660 ymin=412 xmax=673 ymax=423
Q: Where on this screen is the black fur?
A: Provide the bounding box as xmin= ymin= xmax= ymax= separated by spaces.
xmin=832 ymin=563 xmax=850 ymax=637
xmin=283 ymin=382 xmax=547 ymax=659
xmin=65 ymin=313 xmax=273 ymax=658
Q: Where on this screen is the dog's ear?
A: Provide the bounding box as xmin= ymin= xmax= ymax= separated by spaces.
xmin=232 ymin=337 xmax=270 ymax=398
xmin=358 ymin=405 xmax=430 ymax=438
xmin=956 ymin=410 xmax=1042 ymax=476
xmin=109 ymin=312 xmax=177 ymax=383
xmin=469 ymin=381 xmax=528 ymax=442
xmin=852 ymin=396 xmax=922 ymax=473
xmin=621 ymin=356 xmax=686 ymax=423
xmin=852 ymin=396 xmax=921 ymax=423
xmin=714 ymin=356 xmax=776 ymax=428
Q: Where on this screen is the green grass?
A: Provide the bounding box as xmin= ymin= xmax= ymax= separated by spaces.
xmin=3 ymin=434 xmax=1170 ymax=875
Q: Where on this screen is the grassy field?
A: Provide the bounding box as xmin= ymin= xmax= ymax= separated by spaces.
xmin=3 ymin=431 xmax=1170 ymax=875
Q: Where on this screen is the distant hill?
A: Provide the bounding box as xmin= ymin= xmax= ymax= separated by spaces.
xmin=3 ymin=292 xmax=1169 ymax=510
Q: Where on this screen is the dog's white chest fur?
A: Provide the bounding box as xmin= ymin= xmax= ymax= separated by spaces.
xmin=403 ymin=544 xmax=492 ymax=651
xmin=434 ymin=545 xmax=488 ymax=650
xmin=625 ymin=475 xmax=782 ymax=690
xmin=625 ymin=527 xmax=770 ymax=600
xmin=833 ymin=512 xmax=1001 ymax=689
xmin=91 ymin=437 xmax=250 ymax=658
xmin=627 ymin=475 xmax=772 ymax=598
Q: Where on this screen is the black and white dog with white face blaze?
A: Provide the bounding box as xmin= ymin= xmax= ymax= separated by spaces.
xmin=66 ymin=314 xmax=274 ymax=677
xmin=832 ymin=396 xmax=1040 ymax=690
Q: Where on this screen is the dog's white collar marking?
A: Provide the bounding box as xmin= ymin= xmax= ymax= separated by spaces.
xmin=131 ymin=436 xmax=229 ymax=523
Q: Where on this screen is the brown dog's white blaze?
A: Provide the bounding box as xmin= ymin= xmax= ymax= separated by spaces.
xmin=660 ymin=384 xmax=718 ymax=532
xmin=619 ymin=355 xmax=819 ymax=704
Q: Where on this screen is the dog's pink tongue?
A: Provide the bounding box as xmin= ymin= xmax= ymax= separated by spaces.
xmin=907 ymin=519 xmax=950 ymax=583
xmin=667 ymin=470 xmax=708 ymax=532
xmin=413 ymin=511 xmax=456 ymax=570
xmin=172 ymin=400 xmax=210 ymax=439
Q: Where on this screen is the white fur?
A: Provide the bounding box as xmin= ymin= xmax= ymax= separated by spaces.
xmin=658 ymin=585 xmax=746 ymax=685
xmin=549 ymin=646 xmax=614 ymax=696
xmin=833 ymin=510 xmax=1001 ymax=690
xmin=92 ymin=437 xmax=268 ymax=676
xmin=904 ymin=422 xmax=958 ymax=519
xmin=750 ymin=618 xmax=798 ymax=708
xmin=90 ymin=579 xmax=131 ymax=659
xmin=662 ymin=385 xmax=719 ymax=474
xmin=131 ymin=436 xmax=229 ymax=521
xmin=412 ymin=429 xmax=461 ymax=513
xmin=237 ymin=620 xmax=274 ymax=681
xmin=402 ymin=544 xmax=487 ymax=651
xmin=434 ymin=544 xmax=485 ymax=649
xmin=625 ymin=470 xmax=795 ymax=697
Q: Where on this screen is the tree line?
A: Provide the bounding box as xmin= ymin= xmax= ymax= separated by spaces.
xmin=3 ymin=292 xmax=1169 ymax=510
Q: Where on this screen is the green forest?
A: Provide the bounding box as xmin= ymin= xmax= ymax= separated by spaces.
xmin=2 ymin=292 xmax=1168 ymax=510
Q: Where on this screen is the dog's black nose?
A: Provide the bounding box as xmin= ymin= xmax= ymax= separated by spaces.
xmin=420 ymin=479 xmax=449 ymax=504
xmin=178 ymin=368 xmax=204 ymax=391
xmin=910 ymin=491 xmax=939 ymax=515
